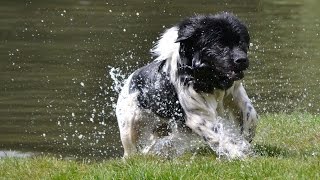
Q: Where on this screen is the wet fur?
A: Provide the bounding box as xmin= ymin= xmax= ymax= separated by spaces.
xmin=116 ymin=12 xmax=258 ymax=158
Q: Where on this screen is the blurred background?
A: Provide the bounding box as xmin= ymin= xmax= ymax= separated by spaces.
xmin=0 ymin=0 xmax=319 ymax=160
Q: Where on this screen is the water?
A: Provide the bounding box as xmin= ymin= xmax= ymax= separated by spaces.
xmin=0 ymin=150 xmax=34 ymax=158
xmin=141 ymin=117 xmax=252 ymax=159
xmin=0 ymin=0 xmax=319 ymax=159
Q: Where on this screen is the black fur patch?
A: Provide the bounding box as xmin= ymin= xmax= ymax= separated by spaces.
xmin=129 ymin=60 xmax=185 ymax=122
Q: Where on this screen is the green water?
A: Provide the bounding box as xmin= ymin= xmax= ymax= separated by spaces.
xmin=0 ymin=0 xmax=319 ymax=159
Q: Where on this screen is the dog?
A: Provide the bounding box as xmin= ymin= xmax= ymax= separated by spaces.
xmin=116 ymin=12 xmax=258 ymax=158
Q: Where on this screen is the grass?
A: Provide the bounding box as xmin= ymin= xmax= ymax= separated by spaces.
xmin=1 ymin=113 xmax=320 ymax=179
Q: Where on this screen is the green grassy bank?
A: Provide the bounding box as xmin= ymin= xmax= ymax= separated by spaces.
xmin=1 ymin=113 xmax=320 ymax=179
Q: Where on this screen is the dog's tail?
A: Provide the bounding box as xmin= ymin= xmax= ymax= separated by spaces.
xmin=150 ymin=27 xmax=180 ymax=61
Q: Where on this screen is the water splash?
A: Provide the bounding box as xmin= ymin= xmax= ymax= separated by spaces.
xmin=141 ymin=128 xmax=204 ymax=158
xmin=208 ymin=118 xmax=252 ymax=159
xmin=141 ymin=118 xmax=252 ymax=159
xmin=109 ymin=66 xmax=126 ymax=94
xmin=37 ymin=66 xmax=130 ymax=160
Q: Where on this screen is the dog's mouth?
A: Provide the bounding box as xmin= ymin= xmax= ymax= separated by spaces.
xmin=227 ymin=70 xmax=244 ymax=80
xmin=193 ymin=65 xmax=245 ymax=81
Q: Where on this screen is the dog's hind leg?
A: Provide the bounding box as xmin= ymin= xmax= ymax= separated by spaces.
xmin=116 ymin=75 xmax=141 ymax=157
xmin=117 ymin=108 xmax=139 ymax=157
xmin=116 ymin=86 xmax=170 ymax=156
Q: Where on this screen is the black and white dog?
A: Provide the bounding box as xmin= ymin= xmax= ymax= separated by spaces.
xmin=116 ymin=12 xmax=258 ymax=158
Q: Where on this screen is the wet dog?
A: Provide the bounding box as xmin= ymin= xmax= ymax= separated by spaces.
xmin=116 ymin=12 xmax=258 ymax=158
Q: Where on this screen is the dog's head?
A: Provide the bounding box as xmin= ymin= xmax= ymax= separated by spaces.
xmin=176 ymin=12 xmax=250 ymax=92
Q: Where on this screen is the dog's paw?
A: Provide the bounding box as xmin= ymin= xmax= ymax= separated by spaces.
xmin=242 ymin=109 xmax=258 ymax=143
xmin=245 ymin=127 xmax=256 ymax=143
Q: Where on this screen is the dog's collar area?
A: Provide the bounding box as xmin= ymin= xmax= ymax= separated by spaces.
xmin=177 ymin=65 xmax=216 ymax=91
xmin=177 ymin=65 xmax=193 ymax=74
xmin=177 ymin=65 xmax=195 ymax=85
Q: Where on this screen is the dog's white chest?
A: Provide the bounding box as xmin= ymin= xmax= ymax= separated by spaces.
xmin=213 ymin=90 xmax=226 ymax=116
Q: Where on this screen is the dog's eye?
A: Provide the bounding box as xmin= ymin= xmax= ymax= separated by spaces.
xmin=239 ymin=41 xmax=248 ymax=52
xmin=204 ymin=51 xmax=214 ymax=57
xmin=201 ymin=48 xmax=213 ymax=56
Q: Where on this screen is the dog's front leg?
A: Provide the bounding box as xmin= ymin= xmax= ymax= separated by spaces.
xmin=185 ymin=113 xmax=250 ymax=158
xmin=232 ymin=82 xmax=258 ymax=142
xmin=179 ymin=87 xmax=250 ymax=158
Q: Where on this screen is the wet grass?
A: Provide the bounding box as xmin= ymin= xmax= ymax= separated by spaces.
xmin=1 ymin=113 xmax=320 ymax=179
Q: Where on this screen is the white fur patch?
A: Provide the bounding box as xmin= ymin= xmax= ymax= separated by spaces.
xmin=151 ymin=27 xmax=180 ymax=61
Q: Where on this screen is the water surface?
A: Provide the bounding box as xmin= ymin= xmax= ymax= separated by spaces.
xmin=0 ymin=0 xmax=319 ymax=159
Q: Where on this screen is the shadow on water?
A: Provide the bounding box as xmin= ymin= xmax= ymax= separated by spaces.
xmin=165 ymin=143 xmax=292 ymax=159
xmin=182 ymin=144 xmax=291 ymax=158
xmin=253 ymin=143 xmax=319 ymax=159
xmin=253 ymin=144 xmax=290 ymax=158
xmin=190 ymin=143 xmax=309 ymax=159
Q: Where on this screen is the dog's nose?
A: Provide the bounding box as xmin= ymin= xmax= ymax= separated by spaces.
xmin=234 ymin=57 xmax=249 ymax=70
xmin=234 ymin=58 xmax=248 ymax=65
xmin=232 ymin=48 xmax=249 ymax=69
